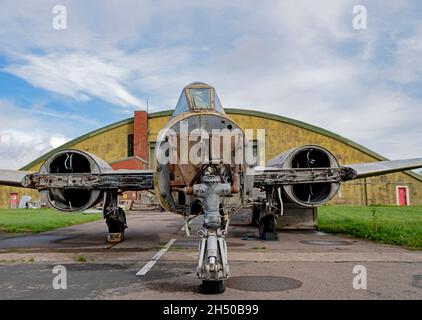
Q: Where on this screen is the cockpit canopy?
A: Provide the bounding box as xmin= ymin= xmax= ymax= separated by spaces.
xmin=172 ymin=82 xmax=225 ymax=117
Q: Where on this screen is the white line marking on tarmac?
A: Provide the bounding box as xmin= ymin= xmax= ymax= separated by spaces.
xmin=136 ymin=238 xmax=177 ymax=276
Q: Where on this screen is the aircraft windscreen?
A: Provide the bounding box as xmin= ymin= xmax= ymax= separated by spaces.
xmin=214 ymin=94 xmax=224 ymax=113
xmin=173 ymin=90 xmax=189 ymax=116
xmin=189 ymin=88 xmax=211 ymax=109
xmin=172 ymin=83 xmax=226 ymax=117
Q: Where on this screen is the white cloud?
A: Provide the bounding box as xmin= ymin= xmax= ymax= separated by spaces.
xmin=49 ymin=136 xmax=68 ymax=149
xmin=0 ymin=129 xmax=65 ymax=153
xmin=0 ymin=101 xmax=72 ymax=169
xmin=383 ymin=24 xmax=422 ymax=84
xmin=0 ymin=0 xmax=421 ymax=163
xmin=5 ymin=52 xmax=146 ymax=109
xmin=0 ymin=129 xmax=69 ymax=170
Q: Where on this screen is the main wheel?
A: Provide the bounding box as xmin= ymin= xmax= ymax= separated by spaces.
xmin=106 ymin=218 xmax=126 ymax=233
xmin=106 ymin=218 xmax=126 ymax=243
xmin=200 ymin=280 xmax=225 ymax=294
xmin=258 ymin=215 xmax=278 ymax=240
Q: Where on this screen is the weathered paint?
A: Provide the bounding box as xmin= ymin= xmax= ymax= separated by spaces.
xmin=1 ymin=109 xmax=421 ymax=208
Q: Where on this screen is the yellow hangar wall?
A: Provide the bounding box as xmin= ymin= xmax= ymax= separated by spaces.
xmin=1 ymin=108 xmax=421 ymax=208
xmin=225 ymin=110 xmax=422 ymax=206
xmin=0 ymin=120 xmax=134 ymax=208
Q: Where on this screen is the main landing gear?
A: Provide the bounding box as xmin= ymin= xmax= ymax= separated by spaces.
xmin=103 ymin=190 xmax=127 ymax=243
xmin=254 ymin=186 xmax=282 ymax=241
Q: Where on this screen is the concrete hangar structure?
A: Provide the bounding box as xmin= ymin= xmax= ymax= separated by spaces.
xmin=1 ymin=108 xmax=422 ymax=211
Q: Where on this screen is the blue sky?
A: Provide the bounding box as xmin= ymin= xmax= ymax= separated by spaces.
xmin=0 ymin=0 xmax=422 ymax=169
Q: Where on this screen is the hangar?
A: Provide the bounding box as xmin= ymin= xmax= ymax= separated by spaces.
xmin=1 ymin=108 xmax=421 ymax=209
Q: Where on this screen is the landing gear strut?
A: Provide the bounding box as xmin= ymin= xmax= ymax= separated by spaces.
xmin=193 ymin=175 xmax=231 ymax=294
xmin=103 ymin=190 xmax=127 ymax=243
xmin=255 ymin=186 xmax=282 ymax=241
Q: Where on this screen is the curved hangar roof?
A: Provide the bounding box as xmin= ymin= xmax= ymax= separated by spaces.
xmin=19 ymin=108 xmax=422 ymax=183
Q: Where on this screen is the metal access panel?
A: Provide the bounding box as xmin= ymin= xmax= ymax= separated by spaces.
xmin=277 ymin=203 xmax=317 ymax=230
xmin=230 ymin=207 xmax=254 ymax=225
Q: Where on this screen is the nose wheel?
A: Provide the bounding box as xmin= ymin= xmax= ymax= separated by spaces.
xmin=200 ymin=280 xmax=225 ymax=294
xmin=196 ymin=229 xmax=229 ymax=294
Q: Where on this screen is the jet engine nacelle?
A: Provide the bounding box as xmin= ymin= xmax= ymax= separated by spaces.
xmin=39 ymin=149 xmax=111 ymax=212
xmin=266 ymin=145 xmax=340 ymax=207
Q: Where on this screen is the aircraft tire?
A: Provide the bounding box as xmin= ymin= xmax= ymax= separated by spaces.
xmin=259 ymin=215 xmax=278 ymax=240
xmin=200 ymin=280 xmax=225 ymax=294
xmin=106 ymin=218 xmax=126 ymax=234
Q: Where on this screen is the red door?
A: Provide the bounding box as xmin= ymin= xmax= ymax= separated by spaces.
xmin=9 ymin=193 xmax=18 ymax=209
xmin=398 ymin=187 xmax=408 ymax=206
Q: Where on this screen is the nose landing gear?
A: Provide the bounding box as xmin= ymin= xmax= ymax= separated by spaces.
xmin=193 ymin=175 xmax=231 ymax=294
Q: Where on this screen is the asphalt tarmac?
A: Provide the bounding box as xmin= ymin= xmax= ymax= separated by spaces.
xmin=0 ymin=211 xmax=420 ymax=299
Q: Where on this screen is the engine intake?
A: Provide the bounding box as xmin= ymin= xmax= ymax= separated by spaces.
xmin=39 ymin=149 xmax=111 ymax=212
xmin=266 ymin=145 xmax=340 ymax=206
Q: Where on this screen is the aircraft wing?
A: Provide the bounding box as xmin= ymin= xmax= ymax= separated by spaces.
xmin=253 ymin=158 xmax=422 ymax=186
xmin=0 ymin=169 xmax=155 ymax=191
xmin=0 ymin=170 xmax=35 ymax=187
xmin=342 ymin=158 xmax=422 ymax=180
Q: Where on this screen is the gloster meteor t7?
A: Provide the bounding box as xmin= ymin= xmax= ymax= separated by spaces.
xmin=1 ymin=82 xmax=421 ymax=293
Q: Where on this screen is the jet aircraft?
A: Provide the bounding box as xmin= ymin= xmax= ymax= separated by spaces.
xmin=1 ymin=82 xmax=422 ymax=293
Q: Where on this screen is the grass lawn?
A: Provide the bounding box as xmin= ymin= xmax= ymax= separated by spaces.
xmin=318 ymin=205 xmax=422 ymax=249
xmin=0 ymin=208 xmax=102 ymax=233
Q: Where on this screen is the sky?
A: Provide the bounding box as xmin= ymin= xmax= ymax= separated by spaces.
xmin=0 ymin=0 xmax=422 ymax=170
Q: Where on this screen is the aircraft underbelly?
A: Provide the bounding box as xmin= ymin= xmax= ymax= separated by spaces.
xmin=154 ymin=112 xmax=245 ymax=214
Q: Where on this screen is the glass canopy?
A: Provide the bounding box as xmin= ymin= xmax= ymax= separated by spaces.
xmin=172 ymin=82 xmax=225 ymax=117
